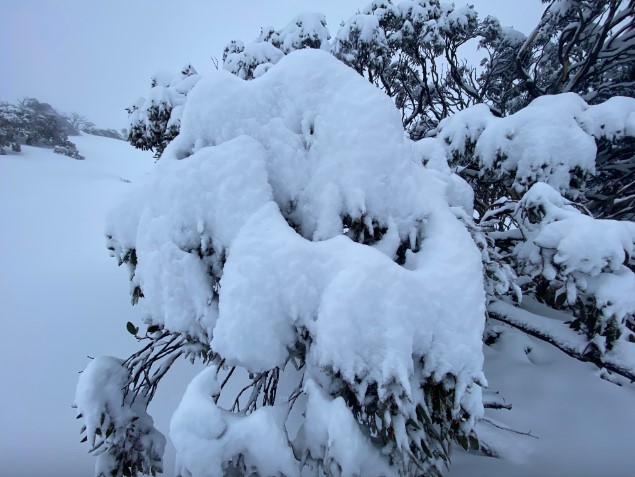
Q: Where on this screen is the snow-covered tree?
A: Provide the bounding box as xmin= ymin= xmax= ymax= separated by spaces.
xmin=17 ymin=97 xmax=74 ymax=146
xmin=434 ymin=92 xmax=635 ymax=375
xmin=0 ymin=101 xmax=24 ymax=153
xmin=126 ymin=64 xmax=200 ymax=158
xmin=79 ymin=3 xmax=635 ymax=476
xmin=0 ymin=98 xmax=84 ymax=158
xmin=333 ymin=0 xmax=482 ymax=137
xmin=514 ymin=0 xmax=635 ymax=104
xmin=78 ymin=50 xmax=488 ymax=477
xmin=222 ymin=12 xmax=330 ymax=80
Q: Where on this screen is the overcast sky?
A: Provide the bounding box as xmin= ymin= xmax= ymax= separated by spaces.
xmin=1 ymin=0 xmax=544 ymax=130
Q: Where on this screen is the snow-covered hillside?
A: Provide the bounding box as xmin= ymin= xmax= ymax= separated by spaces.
xmin=0 ymin=136 xmax=199 ymax=477
xmin=0 ymin=135 xmax=633 ymax=476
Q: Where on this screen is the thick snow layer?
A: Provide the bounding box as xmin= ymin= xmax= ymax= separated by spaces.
xmin=170 ymin=367 xmax=298 ymax=477
xmin=111 ymin=49 xmax=487 ymax=475
xmin=215 ymin=201 xmax=484 ymax=391
xmin=436 ymin=93 xmax=635 ymax=197
xmin=112 ymin=51 xmax=487 ymax=394
xmin=513 ymin=183 xmax=635 ymax=328
xmin=297 ymin=379 xmax=396 ymax=477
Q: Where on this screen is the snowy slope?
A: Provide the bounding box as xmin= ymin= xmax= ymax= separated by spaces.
xmin=0 ymin=136 xmax=198 ymax=477
xmin=0 ymin=135 xmax=633 ymax=476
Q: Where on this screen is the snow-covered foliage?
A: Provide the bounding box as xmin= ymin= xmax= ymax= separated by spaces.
xmin=430 ymin=94 xmax=635 ymax=356
xmin=0 ymin=98 xmax=80 ymax=154
xmin=103 ymin=49 xmax=487 ymax=477
xmin=509 ymin=183 xmax=635 ymax=352
xmin=223 ymin=13 xmax=330 ymax=80
xmin=126 ymin=64 xmax=200 ymax=158
xmin=437 ymin=93 xmax=635 ymax=203
xmin=0 ymin=102 xmax=24 ymax=153
xmin=81 ymin=2 xmax=635 ymax=476
xmin=74 ymin=356 xmax=165 ymax=477
xmin=222 ymin=40 xmax=285 ymax=80
xmin=333 ymin=0 xmax=481 ymax=137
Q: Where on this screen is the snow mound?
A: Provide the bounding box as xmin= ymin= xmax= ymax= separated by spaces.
xmin=170 ymin=366 xmax=298 ymax=477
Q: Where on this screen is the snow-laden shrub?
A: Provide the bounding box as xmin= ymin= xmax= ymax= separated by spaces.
xmin=93 ymin=49 xmax=487 ymax=477
xmin=223 ymin=12 xmax=330 ymax=80
xmin=74 ymin=357 xmax=165 ymax=477
xmin=126 ymin=64 xmax=200 ymax=158
xmin=54 ymin=140 xmax=85 ymax=160
xmin=0 ymin=101 xmax=24 ymax=153
xmin=436 ymin=93 xmax=635 ymax=212
xmin=510 ymin=183 xmax=635 ymax=352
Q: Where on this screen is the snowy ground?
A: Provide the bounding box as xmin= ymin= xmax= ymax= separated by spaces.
xmin=0 ymin=136 xmax=199 ymax=477
xmin=0 ymin=135 xmax=633 ymax=476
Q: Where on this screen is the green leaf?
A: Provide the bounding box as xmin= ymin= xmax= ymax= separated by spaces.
xmin=126 ymin=322 xmax=138 ymax=335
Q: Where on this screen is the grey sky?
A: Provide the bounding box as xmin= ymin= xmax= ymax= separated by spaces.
xmin=1 ymin=1 xmax=543 ymax=130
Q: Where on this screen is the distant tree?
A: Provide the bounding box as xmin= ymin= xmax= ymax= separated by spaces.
xmin=64 ymin=112 xmax=90 ymax=134
xmin=0 ymin=102 xmax=24 ymax=154
xmin=0 ymin=98 xmax=85 ymax=158
xmin=17 ymin=98 xmax=72 ymax=146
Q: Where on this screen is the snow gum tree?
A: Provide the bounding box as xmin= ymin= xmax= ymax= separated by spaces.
xmin=77 ymin=50 xmax=489 ymax=477
xmin=79 ymin=1 xmax=635 ymax=476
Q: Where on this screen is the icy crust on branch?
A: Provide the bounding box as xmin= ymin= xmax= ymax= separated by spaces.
xmin=108 ymin=50 xmax=486 ymax=475
xmin=512 ymin=183 xmax=635 ymax=351
xmin=436 ymin=93 xmax=635 ymax=198
xmin=74 ymin=357 xmax=165 ymax=477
